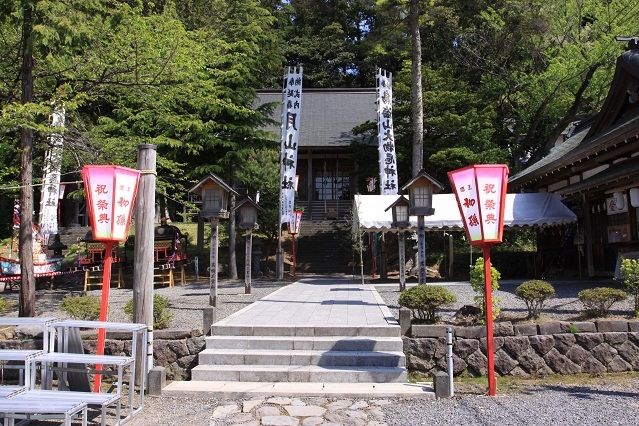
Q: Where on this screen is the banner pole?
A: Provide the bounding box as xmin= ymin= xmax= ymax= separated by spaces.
xmin=94 ymin=240 xmax=114 ymax=392
xmin=483 ymin=244 xmax=496 ymax=396
xmin=276 ymin=68 xmax=287 ymax=281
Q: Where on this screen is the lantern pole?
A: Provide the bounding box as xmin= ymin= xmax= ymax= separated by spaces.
xmin=398 ymin=231 xmax=406 ymax=291
xmin=245 ymin=230 xmax=252 ymax=294
xmin=210 ymin=218 xmax=219 ymax=306
xmin=93 ymin=241 xmax=114 ymax=392
xmin=483 ymin=244 xmax=496 ymax=396
xmin=417 ymin=215 xmax=427 ymax=283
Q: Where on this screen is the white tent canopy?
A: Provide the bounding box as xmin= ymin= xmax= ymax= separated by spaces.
xmin=354 ymin=193 xmax=577 ymax=232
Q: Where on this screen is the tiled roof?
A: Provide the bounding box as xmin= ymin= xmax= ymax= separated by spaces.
xmin=256 ymin=88 xmax=377 ymax=148
xmin=509 ymin=128 xmax=589 ymax=185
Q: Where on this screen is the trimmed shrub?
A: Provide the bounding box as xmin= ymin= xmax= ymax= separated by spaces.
xmin=0 ymin=298 xmax=12 ymax=315
xmin=398 ymin=285 xmax=457 ymax=323
xmin=124 ymin=294 xmax=172 ymax=329
xmin=516 ymin=280 xmax=556 ymax=319
xmin=469 ymin=257 xmax=501 ymax=322
xmin=620 ymin=258 xmax=639 ymax=317
xmin=60 ymin=295 xmax=101 ymax=320
xmin=578 ymin=287 xmax=627 ymax=318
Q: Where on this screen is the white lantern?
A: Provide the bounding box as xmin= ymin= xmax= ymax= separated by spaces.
xmin=613 ymin=192 xmax=625 ymax=210
xmin=385 ymin=195 xmax=410 ymax=229
xmin=188 ymin=173 xmax=238 ymax=220
xmin=630 ymin=187 xmax=639 ymax=208
xmin=401 ymin=170 xmax=444 ymax=216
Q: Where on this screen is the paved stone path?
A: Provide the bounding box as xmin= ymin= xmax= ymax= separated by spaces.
xmin=131 ymin=395 xmax=395 ymax=426
xmin=215 ymin=276 xmax=397 ymax=328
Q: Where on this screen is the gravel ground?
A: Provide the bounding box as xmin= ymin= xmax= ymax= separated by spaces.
xmin=0 ymin=277 xmax=288 ymax=329
xmin=383 ymin=384 xmax=639 ymax=426
xmin=127 ymin=382 xmax=639 ymax=426
xmin=1 ymin=276 xmax=632 ymax=327
xmin=375 ymin=279 xmax=635 ymax=323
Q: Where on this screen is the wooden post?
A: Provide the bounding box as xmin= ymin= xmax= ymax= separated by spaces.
xmin=582 ymin=193 xmax=595 ymax=277
xmin=133 ymin=143 xmax=156 ymax=378
xmin=448 ymin=233 xmax=454 ymax=278
xmin=417 ymin=215 xmax=427 ymax=283
xmin=210 ymin=219 xmax=219 ymax=306
xmin=245 ymin=231 xmax=252 ymax=294
xmin=197 ymin=216 xmax=204 ymax=252
xmin=380 ymin=232 xmax=387 ymax=280
xmin=398 ymin=232 xmax=406 ymax=291
xmin=228 ymin=193 xmax=238 ymax=279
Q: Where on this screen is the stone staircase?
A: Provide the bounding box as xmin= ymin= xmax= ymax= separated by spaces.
xmin=56 ymin=226 xmax=91 ymax=247
xmin=191 ymin=324 xmax=407 ymax=383
xmin=293 ymin=220 xmax=353 ymax=274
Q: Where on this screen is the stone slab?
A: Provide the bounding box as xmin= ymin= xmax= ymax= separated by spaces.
xmin=568 ymin=322 xmax=596 ymax=333
xmin=411 ymin=325 xmax=449 ymax=338
xmin=514 ymin=324 xmax=538 ymax=336
xmin=538 ymin=322 xmax=562 ymax=335
xmin=596 ymin=320 xmax=629 ymax=333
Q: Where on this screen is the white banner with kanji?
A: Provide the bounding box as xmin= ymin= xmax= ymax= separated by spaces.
xmin=279 ymin=66 xmax=303 ymax=224
xmin=376 ymin=69 xmax=398 ymax=195
xmin=38 ymin=106 xmax=65 ymax=243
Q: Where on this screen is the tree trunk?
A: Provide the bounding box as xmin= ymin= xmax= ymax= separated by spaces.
xmin=410 ymin=0 xmax=423 ymax=176
xmin=19 ymin=0 xmax=35 ymax=317
xmin=228 ymin=193 xmax=238 ymax=279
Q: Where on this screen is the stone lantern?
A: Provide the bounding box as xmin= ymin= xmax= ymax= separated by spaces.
xmin=401 ymin=170 xmax=444 ymax=284
xmin=234 ymin=197 xmax=262 ymax=294
xmin=189 ymin=173 xmax=238 ymax=307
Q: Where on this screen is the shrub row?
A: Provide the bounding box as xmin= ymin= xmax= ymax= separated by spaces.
xmin=60 ymin=294 xmax=173 ymax=329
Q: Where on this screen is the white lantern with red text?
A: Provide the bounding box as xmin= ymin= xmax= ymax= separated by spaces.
xmin=448 ymin=164 xmax=509 ymax=245
xmin=82 ymin=165 xmax=140 ymax=242
xmin=288 ymin=210 xmax=303 ymax=235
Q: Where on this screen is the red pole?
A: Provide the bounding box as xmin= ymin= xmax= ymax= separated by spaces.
xmin=369 ymin=233 xmax=376 ymax=278
xmin=93 ymin=241 xmax=114 ymax=393
xmin=483 ymin=244 xmax=496 ymax=396
xmin=291 ymin=234 xmax=296 ymax=276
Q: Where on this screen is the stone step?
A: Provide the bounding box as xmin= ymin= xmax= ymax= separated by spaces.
xmin=191 ymin=365 xmax=407 ymax=383
xmin=162 ymin=381 xmax=435 ymax=398
xmin=211 ymin=325 xmax=400 ymax=338
xmin=205 ymin=335 xmax=403 ymax=351
xmin=198 ymin=349 xmax=405 ymax=367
